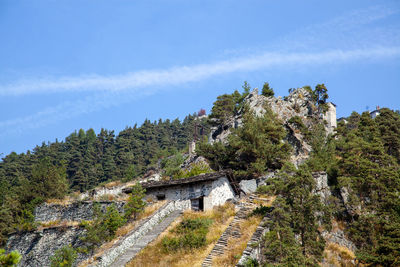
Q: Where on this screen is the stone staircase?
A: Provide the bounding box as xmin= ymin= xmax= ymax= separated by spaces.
xmin=201 ymin=205 xmax=252 ymax=267
xmin=110 ymin=210 xmax=183 ymax=267
xmin=236 ymin=216 xmax=270 ymax=266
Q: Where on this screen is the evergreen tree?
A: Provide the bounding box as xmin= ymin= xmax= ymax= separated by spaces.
xmin=261 ymin=82 xmax=274 ymax=97
xmin=198 ymin=107 xmax=291 ymax=178
xmin=125 ymin=183 xmax=146 ymax=221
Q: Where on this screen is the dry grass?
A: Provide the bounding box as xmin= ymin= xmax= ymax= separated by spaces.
xmin=79 ymin=201 xmax=166 ymax=267
xmin=252 ymin=195 xmax=276 ymax=207
xmin=46 ymin=191 xmax=84 ymax=205
xmin=38 ymin=220 xmax=79 ymax=230
xmin=212 ymin=214 xmax=263 ymax=267
xmin=98 ymin=194 xmax=116 ymax=201
xmin=323 ymin=242 xmax=356 ymax=267
xmin=46 ymin=196 xmax=73 ymax=205
xmin=127 ymin=203 xmax=236 ymax=267
xmin=104 ymin=180 xmax=122 ymax=189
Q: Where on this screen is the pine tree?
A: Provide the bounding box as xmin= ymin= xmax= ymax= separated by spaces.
xmin=261 ymin=82 xmax=274 ymax=97
xmin=125 ymin=183 xmax=146 ymax=221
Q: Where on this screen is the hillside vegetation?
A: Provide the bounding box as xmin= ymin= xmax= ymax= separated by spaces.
xmin=1 ymin=81 xmax=400 ymax=266
xmin=0 ymin=114 xmax=208 ymax=245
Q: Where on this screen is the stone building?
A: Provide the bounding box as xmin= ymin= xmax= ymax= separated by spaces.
xmin=124 ymin=172 xmax=239 ymax=211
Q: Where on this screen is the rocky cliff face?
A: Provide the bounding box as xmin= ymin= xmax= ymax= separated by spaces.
xmin=6 ymin=226 xmax=87 ymax=267
xmin=6 ymin=200 xmax=126 ymax=266
xmin=209 ymin=88 xmax=326 ymax=166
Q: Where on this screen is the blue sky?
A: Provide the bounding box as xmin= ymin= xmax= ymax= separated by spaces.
xmin=0 ymin=0 xmax=399 ymax=156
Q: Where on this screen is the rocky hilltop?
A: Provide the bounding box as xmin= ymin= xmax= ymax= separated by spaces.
xmin=209 ymin=87 xmax=336 ymax=166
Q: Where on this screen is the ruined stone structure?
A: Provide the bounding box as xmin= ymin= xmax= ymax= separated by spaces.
xmin=323 ymin=102 xmax=337 ymax=135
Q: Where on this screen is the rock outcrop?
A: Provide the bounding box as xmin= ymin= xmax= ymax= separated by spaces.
xmin=6 ymin=226 xmax=87 ymax=267
xmin=208 ymin=88 xmax=331 ymax=166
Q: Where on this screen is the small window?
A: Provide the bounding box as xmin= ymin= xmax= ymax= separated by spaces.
xmin=156 ymin=194 xmax=166 ymax=201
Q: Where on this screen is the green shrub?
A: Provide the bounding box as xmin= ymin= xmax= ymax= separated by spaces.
xmin=174 ymin=162 xmax=213 ymax=179
xmin=124 ymin=183 xmax=146 ymax=220
xmin=256 ymin=185 xmax=270 ymax=194
xmin=0 ymin=249 xmax=21 ymax=267
xmin=50 ymin=245 xmax=76 ymax=267
xmin=261 ymin=82 xmax=274 ymax=97
xmin=244 ymin=257 xmax=259 ymax=267
xmin=161 ymin=153 xmax=186 ymax=178
xmin=81 ymin=204 xmax=126 ymax=251
xmin=161 ymin=218 xmax=212 ymax=252
xmin=251 ymin=205 xmax=273 ymax=217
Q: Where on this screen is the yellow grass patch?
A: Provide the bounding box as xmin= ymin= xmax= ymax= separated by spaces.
xmin=323 ymin=242 xmax=357 ymax=267
xmin=104 ymin=180 xmax=122 ymax=189
xmin=127 ymin=203 xmax=236 ymax=267
xmin=212 ymin=214 xmax=263 ymax=267
xmin=252 ymin=195 xmax=276 ymax=207
xmin=38 ymin=220 xmax=79 ymax=230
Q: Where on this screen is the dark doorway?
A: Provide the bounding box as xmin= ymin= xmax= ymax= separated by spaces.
xmin=156 ymin=194 xmax=166 ymax=201
xmin=191 ymin=197 xmax=204 ymax=211
xmin=199 ymin=196 xmax=204 ymax=211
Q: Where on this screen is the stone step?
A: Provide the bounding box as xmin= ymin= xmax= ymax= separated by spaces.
xmin=201 ymin=206 xmax=252 ymax=267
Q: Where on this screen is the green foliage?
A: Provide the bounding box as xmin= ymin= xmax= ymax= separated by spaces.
xmin=173 ymin=162 xmax=213 ymax=179
xmin=81 ymin=204 xmax=126 ymax=251
xmin=375 ymin=108 xmax=400 ymax=162
xmin=30 ymin=157 xmax=68 ymax=201
xmin=124 ymin=183 xmax=146 ymax=220
xmin=198 ymin=108 xmax=291 ymax=178
xmin=263 ymin=165 xmax=329 ymax=266
xmin=209 ymin=81 xmax=252 ymax=126
xmin=50 ymin=245 xmax=77 ymax=267
xmin=305 ymin=123 xmax=336 ymax=172
xmin=335 ymin=111 xmax=400 ymax=265
xmin=0 ymin=249 xmax=21 ymax=267
xmin=209 ymin=94 xmax=236 ymax=126
xmin=161 ymin=153 xmax=186 ymax=178
xmin=288 ymin=116 xmax=306 ymax=131
xmin=243 ymin=257 xmax=259 ymax=267
xmin=0 ymin=114 xmax=209 ymax=245
xmin=251 ymin=205 xmax=273 ymax=217
xmin=161 ymin=218 xmax=212 ymax=252
xmin=313 ymin=83 xmax=328 ymax=104
xmin=262 ymin=198 xmax=308 ymax=266
xmin=261 ymin=82 xmax=274 ymax=97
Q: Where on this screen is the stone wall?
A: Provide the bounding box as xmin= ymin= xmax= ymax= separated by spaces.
xmin=34 ymin=201 xmax=125 ymax=222
xmin=6 ymin=226 xmax=88 ymax=267
xmin=91 ymin=201 xmax=188 ymax=267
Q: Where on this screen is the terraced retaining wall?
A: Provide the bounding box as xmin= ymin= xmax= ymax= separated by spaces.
xmin=34 ymin=201 xmax=125 ymax=222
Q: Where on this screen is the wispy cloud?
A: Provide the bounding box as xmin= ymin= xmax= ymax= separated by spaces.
xmin=1 ymin=46 xmax=399 ymax=136
xmin=1 ymin=4 xmax=399 ymax=137
xmin=1 ymin=47 xmax=399 ymax=97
